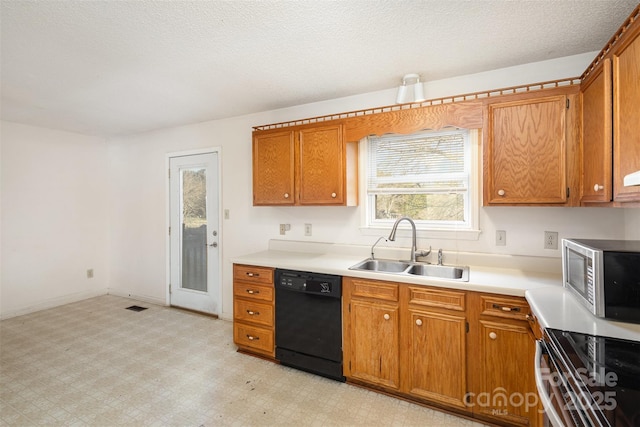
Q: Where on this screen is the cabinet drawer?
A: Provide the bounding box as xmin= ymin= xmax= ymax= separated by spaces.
xmin=233 ymin=282 xmax=273 ymax=302
xmin=234 ymin=323 xmax=274 ymax=355
xmin=234 ymin=299 xmax=273 ymax=327
xmin=350 ymin=278 xmax=399 ymax=302
xmin=480 ymin=295 xmax=531 ymax=321
xmin=233 ymin=264 xmax=274 ymax=285
xmin=408 ymin=286 xmax=465 ymax=311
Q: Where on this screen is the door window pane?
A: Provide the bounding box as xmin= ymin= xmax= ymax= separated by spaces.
xmin=181 ymin=168 xmax=207 ymax=291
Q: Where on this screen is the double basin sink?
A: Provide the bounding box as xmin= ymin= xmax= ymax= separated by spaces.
xmin=349 ymin=258 xmax=470 ymax=282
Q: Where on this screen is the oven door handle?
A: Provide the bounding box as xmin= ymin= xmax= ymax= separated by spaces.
xmin=534 ymin=340 xmax=564 ymax=427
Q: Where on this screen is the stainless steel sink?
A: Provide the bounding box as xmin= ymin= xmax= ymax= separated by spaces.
xmin=349 ymin=258 xmax=470 ymax=282
xmin=406 ymin=264 xmax=469 ymax=281
xmin=349 ymin=259 xmax=411 ymax=273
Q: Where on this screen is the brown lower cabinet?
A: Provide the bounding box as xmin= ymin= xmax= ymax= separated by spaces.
xmin=232 ymin=264 xmax=275 ymax=358
xmin=343 ymin=276 xmax=541 ymax=427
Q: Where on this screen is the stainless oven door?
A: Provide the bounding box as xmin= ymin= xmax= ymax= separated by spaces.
xmin=535 ymin=340 xmax=595 ymax=427
xmin=535 ymin=340 xmax=567 ymax=427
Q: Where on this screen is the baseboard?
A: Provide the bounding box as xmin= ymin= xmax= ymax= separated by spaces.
xmin=107 ymin=289 xmax=166 ymax=307
xmin=0 ymin=289 xmax=108 ymax=320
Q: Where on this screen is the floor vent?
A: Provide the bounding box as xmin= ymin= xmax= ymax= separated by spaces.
xmin=125 ymin=305 xmax=148 ymax=312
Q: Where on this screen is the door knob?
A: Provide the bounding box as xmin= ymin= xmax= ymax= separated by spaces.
xmin=209 ymin=242 xmax=218 ymax=247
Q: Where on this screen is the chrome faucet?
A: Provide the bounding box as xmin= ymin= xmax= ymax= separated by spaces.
xmin=388 ymin=217 xmax=431 ymax=262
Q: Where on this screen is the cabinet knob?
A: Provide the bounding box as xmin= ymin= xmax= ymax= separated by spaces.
xmin=331 ymin=192 xmax=337 ymax=198
xmin=246 ymin=289 xmax=259 ymax=294
xmin=497 ymin=189 xmax=505 ymax=196
xmin=246 ymin=334 xmax=259 ymax=341
xmin=594 ymin=184 xmax=604 ymax=192
xmin=489 ymin=332 xmax=498 ymax=340
xmin=284 ymin=193 xmax=289 ymax=199
xmin=383 ymin=313 xmax=390 ymax=320
xmin=246 ymin=310 xmax=259 ymax=316
xmin=415 ymin=319 xmax=423 ymax=326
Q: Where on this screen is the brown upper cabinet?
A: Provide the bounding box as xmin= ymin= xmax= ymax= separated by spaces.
xmin=483 ymin=89 xmax=580 ymax=206
xmin=580 ymin=8 xmax=640 ymax=206
xmin=252 ymin=123 xmax=358 ymax=206
xmin=612 ymin=21 xmax=640 ymax=203
xmin=580 ymin=59 xmax=613 ymax=203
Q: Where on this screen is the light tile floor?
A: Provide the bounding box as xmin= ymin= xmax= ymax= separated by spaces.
xmin=0 ymin=295 xmax=486 ymax=426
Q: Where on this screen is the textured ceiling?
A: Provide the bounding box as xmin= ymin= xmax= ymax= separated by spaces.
xmin=1 ymin=0 xmax=638 ymax=137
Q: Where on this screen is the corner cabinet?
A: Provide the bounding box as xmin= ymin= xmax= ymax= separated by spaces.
xmin=483 ymin=90 xmax=580 ymax=206
xmin=580 ymin=12 xmax=640 ymax=205
xmin=252 ymin=123 xmax=358 ymax=206
xmin=580 ymin=59 xmax=613 ymax=203
xmin=232 ymin=264 xmax=275 ymax=358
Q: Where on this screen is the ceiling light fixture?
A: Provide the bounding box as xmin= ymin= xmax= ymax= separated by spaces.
xmin=396 ymin=73 xmax=425 ymax=104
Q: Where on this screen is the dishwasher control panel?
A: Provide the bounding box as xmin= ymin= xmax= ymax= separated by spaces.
xmin=276 ymin=270 xmax=341 ymax=297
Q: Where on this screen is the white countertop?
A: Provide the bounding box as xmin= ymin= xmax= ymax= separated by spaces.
xmin=525 ymin=286 xmax=640 ymax=342
xmin=232 ymin=249 xmax=561 ymax=297
xmin=234 ymin=246 xmax=640 ymax=343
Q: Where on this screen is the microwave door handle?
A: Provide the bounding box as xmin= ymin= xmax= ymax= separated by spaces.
xmin=534 ymin=341 xmax=565 ymax=427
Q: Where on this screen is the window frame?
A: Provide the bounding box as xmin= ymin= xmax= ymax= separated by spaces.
xmin=359 ymin=128 xmax=481 ymax=241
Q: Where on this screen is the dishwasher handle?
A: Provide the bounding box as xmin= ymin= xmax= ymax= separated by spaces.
xmin=534 ymin=340 xmax=564 ymax=427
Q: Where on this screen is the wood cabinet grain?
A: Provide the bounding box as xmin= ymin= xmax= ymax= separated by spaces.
xmin=484 ymin=94 xmax=570 ymax=205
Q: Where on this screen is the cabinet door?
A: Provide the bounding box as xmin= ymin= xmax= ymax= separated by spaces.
xmin=581 ymin=59 xmax=613 ymax=203
xmin=348 ymin=300 xmax=400 ymax=389
xmin=485 ymin=95 xmax=567 ymax=204
xmin=613 ymin=28 xmax=640 ymax=202
xmin=253 ymin=131 xmax=295 ymax=205
xmin=404 ymin=308 xmax=467 ymax=409
xmin=474 ymin=320 xmax=537 ymax=426
xmin=298 ymin=125 xmax=345 ymax=205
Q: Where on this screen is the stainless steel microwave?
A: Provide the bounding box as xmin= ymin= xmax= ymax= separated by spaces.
xmin=562 ymin=238 xmax=640 ymax=324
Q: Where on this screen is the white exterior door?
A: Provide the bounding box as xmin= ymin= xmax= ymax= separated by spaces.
xmin=168 ymin=151 xmax=220 ymax=314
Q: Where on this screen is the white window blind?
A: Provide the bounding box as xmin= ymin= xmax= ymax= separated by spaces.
xmin=366 ymin=128 xmax=471 ymax=227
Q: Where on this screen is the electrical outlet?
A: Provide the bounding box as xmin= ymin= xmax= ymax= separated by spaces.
xmin=279 ymin=224 xmax=291 ymax=235
xmin=544 ymin=231 xmax=559 ymax=250
xmin=496 ymin=230 xmax=506 ymax=246
xmin=87 ymin=269 xmax=94 ymax=279
xmin=304 ymin=223 xmax=312 ymax=236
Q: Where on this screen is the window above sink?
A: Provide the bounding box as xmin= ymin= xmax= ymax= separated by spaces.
xmin=360 ymin=128 xmax=482 ymax=241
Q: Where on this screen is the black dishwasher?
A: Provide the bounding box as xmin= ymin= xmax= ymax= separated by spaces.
xmin=275 ymin=269 xmax=345 ymax=382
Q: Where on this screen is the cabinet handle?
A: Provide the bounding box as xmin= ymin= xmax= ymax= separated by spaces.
xmin=489 ymin=332 xmax=498 ymax=340
xmin=492 ymin=303 xmax=520 ymax=313
xmin=594 ymin=184 xmax=604 ymax=192
xmin=415 ymin=319 xmax=423 ymax=326
xmin=246 ymin=289 xmax=260 ymax=294
xmin=331 ymin=192 xmax=337 ymax=198
xmin=246 ymin=310 xmax=260 ymax=316
xmin=497 ymin=189 xmax=506 ymax=196
xmin=284 ymin=193 xmax=289 ymax=199
xmin=246 ymin=334 xmax=259 ymax=341
xmin=383 ymin=313 xmax=390 ymax=320
xmin=246 ymin=272 xmax=260 ymax=278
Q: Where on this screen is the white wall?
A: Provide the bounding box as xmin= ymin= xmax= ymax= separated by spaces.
xmin=0 ymin=122 xmax=109 ymax=318
xmin=1 ymin=52 xmax=634 ymax=320
xmin=625 ymin=209 xmax=640 ymax=239
xmin=107 ymin=52 xmax=631 ymax=321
